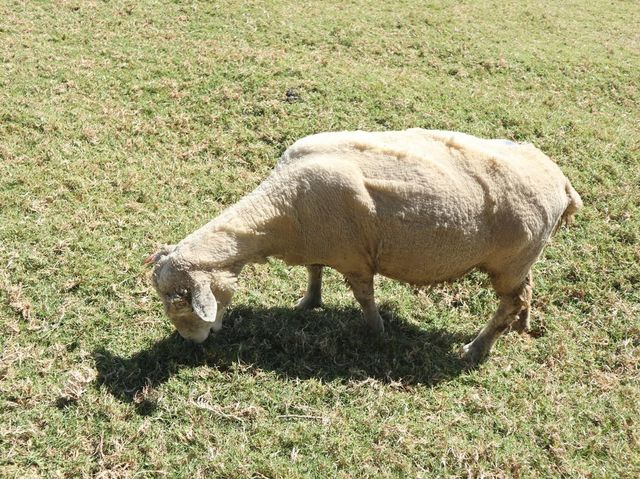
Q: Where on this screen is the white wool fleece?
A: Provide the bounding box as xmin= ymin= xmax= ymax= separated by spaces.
xmin=149 ymin=128 xmax=581 ymax=361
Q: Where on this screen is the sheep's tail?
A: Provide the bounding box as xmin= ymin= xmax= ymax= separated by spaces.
xmin=563 ymin=181 xmax=583 ymax=224
xmin=558 ymin=180 xmax=583 ymax=230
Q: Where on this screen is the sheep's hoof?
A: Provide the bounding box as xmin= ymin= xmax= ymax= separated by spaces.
xmin=366 ymin=313 xmax=385 ymax=335
xmin=459 ymin=341 xmax=488 ymax=364
xmin=295 ymin=295 xmax=322 ymax=311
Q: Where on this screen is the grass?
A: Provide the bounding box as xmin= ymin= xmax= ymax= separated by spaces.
xmin=1 ymin=0 xmax=639 ymax=477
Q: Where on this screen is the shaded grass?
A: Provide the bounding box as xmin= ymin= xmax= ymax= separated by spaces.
xmin=1 ymin=0 xmax=639 ymax=477
xmin=94 ymin=304 xmax=469 ymax=409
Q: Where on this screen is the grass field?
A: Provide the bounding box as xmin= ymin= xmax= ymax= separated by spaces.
xmin=1 ymin=0 xmax=639 ymax=477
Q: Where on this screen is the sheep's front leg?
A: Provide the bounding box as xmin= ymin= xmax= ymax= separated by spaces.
xmin=296 ymin=265 xmax=323 ymax=310
xmin=345 ymin=273 xmax=384 ymax=334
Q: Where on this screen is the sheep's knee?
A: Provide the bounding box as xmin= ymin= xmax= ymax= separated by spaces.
xmin=296 ymin=265 xmax=323 ymax=310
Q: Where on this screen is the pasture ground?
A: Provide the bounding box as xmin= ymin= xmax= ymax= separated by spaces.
xmin=1 ymin=1 xmax=639 ymax=477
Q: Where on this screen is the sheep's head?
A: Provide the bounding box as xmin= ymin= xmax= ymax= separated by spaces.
xmin=145 ymin=245 xmax=235 ymax=343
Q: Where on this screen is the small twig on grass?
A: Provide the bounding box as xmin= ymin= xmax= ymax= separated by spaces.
xmin=277 ymin=414 xmax=326 ymax=421
xmin=192 ymin=401 xmax=245 ymax=422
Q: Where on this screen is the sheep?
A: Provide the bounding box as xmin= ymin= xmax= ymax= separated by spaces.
xmin=146 ymin=128 xmax=582 ymax=363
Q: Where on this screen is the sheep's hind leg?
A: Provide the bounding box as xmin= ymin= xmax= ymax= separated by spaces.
xmin=345 ymin=273 xmax=384 ymax=334
xmin=510 ymin=272 xmax=532 ymax=333
xmin=296 ymin=265 xmax=323 ymax=310
xmin=460 ymin=276 xmax=530 ymax=363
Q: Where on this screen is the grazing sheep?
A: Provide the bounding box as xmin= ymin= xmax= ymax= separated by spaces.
xmin=146 ymin=129 xmax=582 ymax=363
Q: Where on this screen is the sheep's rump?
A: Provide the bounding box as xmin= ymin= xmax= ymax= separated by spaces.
xmin=276 ymin=129 xmax=578 ymax=284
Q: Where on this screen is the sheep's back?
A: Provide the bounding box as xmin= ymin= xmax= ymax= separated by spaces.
xmin=276 ymin=129 xmax=570 ymax=284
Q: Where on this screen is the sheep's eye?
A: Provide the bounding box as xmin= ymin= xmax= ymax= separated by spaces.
xmin=166 ymin=290 xmax=190 ymax=304
xmin=171 ymin=289 xmax=190 ymax=301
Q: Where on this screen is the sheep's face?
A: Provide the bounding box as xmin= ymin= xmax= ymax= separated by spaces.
xmin=148 ymin=247 xmax=235 ymax=343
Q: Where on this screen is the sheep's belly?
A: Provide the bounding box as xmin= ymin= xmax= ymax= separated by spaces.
xmin=373 ymin=224 xmax=492 ymax=285
xmin=376 ymin=251 xmax=483 ymax=286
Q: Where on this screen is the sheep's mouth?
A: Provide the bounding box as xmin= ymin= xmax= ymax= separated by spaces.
xmin=177 ymin=326 xmax=212 ymax=344
xmin=168 ymin=305 xmax=226 ymax=343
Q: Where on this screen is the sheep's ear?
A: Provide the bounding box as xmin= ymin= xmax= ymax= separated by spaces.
xmin=191 ymin=278 xmax=218 ymax=323
xmin=144 ymin=244 xmax=177 ymax=265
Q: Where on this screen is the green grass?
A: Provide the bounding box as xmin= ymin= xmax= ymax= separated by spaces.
xmin=1 ymin=0 xmax=639 ymax=477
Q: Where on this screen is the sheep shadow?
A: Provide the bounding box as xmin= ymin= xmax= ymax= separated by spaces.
xmin=94 ymin=305 xmax=471 ymax=412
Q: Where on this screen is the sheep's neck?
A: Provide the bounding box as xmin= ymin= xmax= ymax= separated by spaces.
xmin=181 ymin=182 xmax=303 ymax=271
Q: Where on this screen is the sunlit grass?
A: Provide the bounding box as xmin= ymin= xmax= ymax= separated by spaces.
xmin=1 ymin=1 xmax=638 ymax=477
